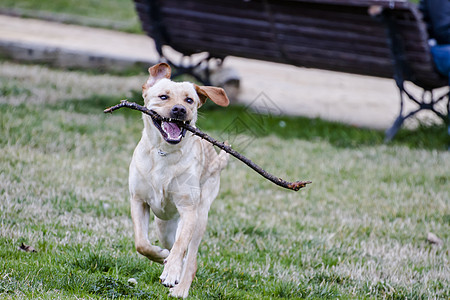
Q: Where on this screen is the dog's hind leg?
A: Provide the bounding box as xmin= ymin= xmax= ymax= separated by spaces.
xmin=131 ymin=196 xmax=170 ymax=264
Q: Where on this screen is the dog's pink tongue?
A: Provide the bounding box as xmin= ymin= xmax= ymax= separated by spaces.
xmin=162 ymin=121 xmax=181 ymax=139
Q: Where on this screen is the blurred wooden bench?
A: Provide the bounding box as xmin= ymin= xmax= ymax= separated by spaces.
xmin=133 ymin=0 xmax=449 ymax=140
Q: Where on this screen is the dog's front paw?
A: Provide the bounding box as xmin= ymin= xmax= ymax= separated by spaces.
xmin=160 ymin=257 xmax=182 ymax=288
xmin=169 ymin=283 xmax=190 ymax=299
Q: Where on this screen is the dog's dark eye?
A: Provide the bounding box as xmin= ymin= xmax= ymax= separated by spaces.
xmin=159 ymin=95 xmax=168 ymax=100
xmin=185 ymin=97 xmax=194 ymax=104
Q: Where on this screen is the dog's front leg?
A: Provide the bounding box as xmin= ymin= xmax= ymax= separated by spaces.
xmin=169 ymin=206 xmax=209 ymax=298
xmin=131 ymin=196 xmax=170 ymax=264
xmin=160 ymin=204 xmax=197 ymax=288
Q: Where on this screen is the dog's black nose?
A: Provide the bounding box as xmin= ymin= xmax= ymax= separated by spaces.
xmin=171 ymin=105 xmax=187 ymax=119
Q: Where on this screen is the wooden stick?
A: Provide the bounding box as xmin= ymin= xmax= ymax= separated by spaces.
xmin=104 ymin=100 xmax=312 ymax=191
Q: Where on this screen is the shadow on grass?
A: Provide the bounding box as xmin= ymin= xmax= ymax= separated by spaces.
xmin=52 ymin=92 xmax=449 ymax=151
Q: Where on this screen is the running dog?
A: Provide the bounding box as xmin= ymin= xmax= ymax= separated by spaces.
xmin=128 ymin=63 xmax=230 ymax=298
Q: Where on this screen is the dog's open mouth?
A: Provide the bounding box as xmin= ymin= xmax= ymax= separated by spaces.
xmin=152 ymin=117 xmax=189 ymax=144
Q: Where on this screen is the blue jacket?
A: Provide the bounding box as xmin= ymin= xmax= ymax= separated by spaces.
xmin=419 ymin=0 xmax=450 ymax=44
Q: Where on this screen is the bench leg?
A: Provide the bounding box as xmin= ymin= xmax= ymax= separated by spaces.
xmin=385 ymin=89 xmax=406 ymax=142
xmin=447 ymin=87 xmax=450 ymax=151
xmin=447 ymin=86 xmax=450 ymax=136
xmin=385 ymin=85 xmax=449 ymax=142
xmin=378 ymin=10 xmax=449 ymax=142
xmin=159 ymin=54 xmax=219 ymax=85
xmin=156 ymin=51 xmax=240 ymax=102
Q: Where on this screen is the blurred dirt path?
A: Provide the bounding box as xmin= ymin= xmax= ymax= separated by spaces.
xmin=0 ymin=14 xmax=446 ymax=130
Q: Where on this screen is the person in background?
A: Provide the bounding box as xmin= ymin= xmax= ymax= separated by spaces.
xmin=419 ymin=0 xmax=450 ymax=140
xmin=419 ymin=0 xmax=450 ymax=78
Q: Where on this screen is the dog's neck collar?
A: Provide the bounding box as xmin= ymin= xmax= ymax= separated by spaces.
xmin=157 ymin=149 xmax=168 ymax=156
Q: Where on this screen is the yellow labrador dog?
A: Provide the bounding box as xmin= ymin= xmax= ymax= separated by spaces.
xmin=129 ymin=63 xmax=229 ymax=298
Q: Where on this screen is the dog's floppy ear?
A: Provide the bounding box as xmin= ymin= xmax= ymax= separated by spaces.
xmin=143 ymin=63 xmax=171 ymax=90
xmin=194 ymin=85 xmax=230 ymax=107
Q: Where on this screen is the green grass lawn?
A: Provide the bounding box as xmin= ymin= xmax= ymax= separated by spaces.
xmin=1 ymin=61 xmax=449 ymax=299
xmin=0 ymin=0 xmax=141 ymax=32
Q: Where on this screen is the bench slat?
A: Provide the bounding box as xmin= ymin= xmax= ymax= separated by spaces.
xmin=134 ymin=0 xmax=448 ymax=89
